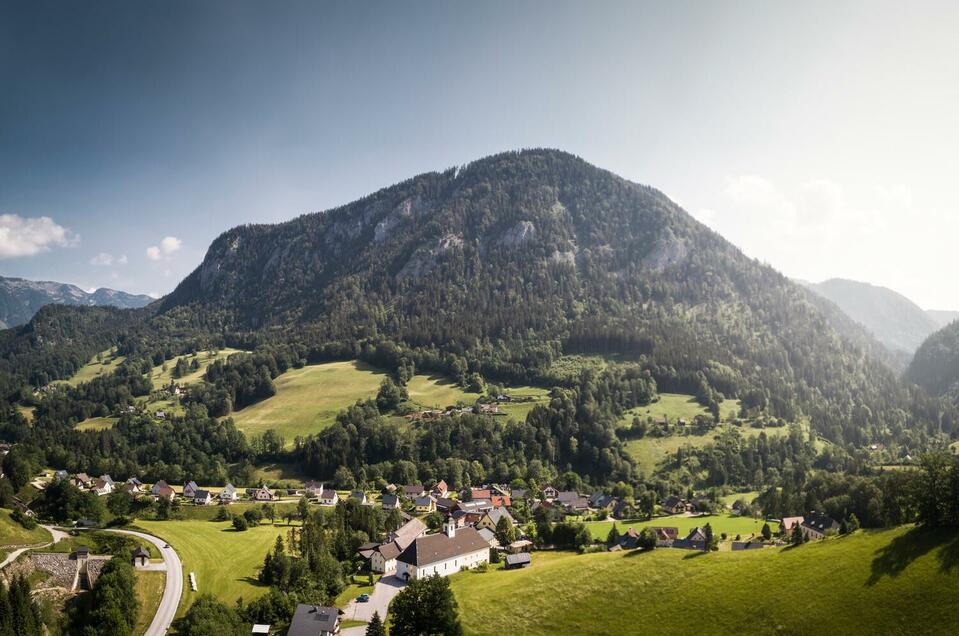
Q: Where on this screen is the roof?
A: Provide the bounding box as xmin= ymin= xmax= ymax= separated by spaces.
xmin=484 ymin=507 xmax=515 ymax=526
xmin=194 ymin=489 xmax=211 ymax=499
xmin=288 ymin=604 xmax=339 ymax=636
xmin=318 ymin=488 xmax=337 ymax=499
xmin=133 ymin=547 xmax=150 ymax=558
xmin=476 ymin=527 xmax=497 ymax=544
xmin=252 ymin=626 xmax=270 ymax=635
xmin=377 ymin=541 xmax=403 ymax=561
xmin=506 ymin=552 xmax=531 ymax=566
xmin=415 ymin=495 xmax=436 ymax=506
xmin=391 ymin=517 xmax=427 ymax=543
xmin=802 ymin=511 xmax=839 ymax=533
xmin=382 ymin=494 xmax=399 ymax=506
xmin=397 ymin=527 xmax=489 ymax=567
xmin=350 ymin=490 xmax=366 ymax=499
xmin=402 ymin=484 xmax=425 ymax=495
xmin=781 ymin=516 xmax=804 ymax=531
xmin=662 ymin=496 xmax=684 ymax=508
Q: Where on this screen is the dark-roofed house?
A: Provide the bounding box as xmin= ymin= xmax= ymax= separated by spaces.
xmin=673 ymin=527 xmax=707 ymax=550
xmin=193 ymin=489 xmax=212 ymax=505
xmin=505 ymin=552 xmax=531 ymax=570
xmin=801 ymin=511 xmax=839 ymax=540
xmin=556 ymin=491 xmax=589 ymax=514
xmin=132 ymin=547 xmax=150 ymax=567
xmin=317 ymin=487 xmax=338 ymax=506
xmin=350 ymin=491 xmax=368 ymax=505
xmin=389 ymin=517 xmax=428 ymax=545
xmin=381 ymin=494 xmax=401 ymax=510
xmin=435 ymin=497 xmax=457 ymax=513
xmin=183 ymin=480 xmax=199 ymax=499
xmin=589 ymin=492 xmax=615 ymax=510
xmin=414 ymin=495 xmax=436 ymax=513
xmin=402 ymin=484 xmax=426 ymax=498
xmin=396 ymin=517 xmax=490 ymax=581
xmin=370 ymin=516 xmax=427 ymax=573
xmin=288 ymin=603 xmax=340 ymax=636
xmin=476 ymin=507 xmax=515 ymax=532
xmin=610 ymin=528 xmax=642 ymax=551
xmin=661 ymin=496 xmax=687 ymax=515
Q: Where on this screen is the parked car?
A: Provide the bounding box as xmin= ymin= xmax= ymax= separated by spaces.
xmin=357 ymin=594 xmax=370 ymax=602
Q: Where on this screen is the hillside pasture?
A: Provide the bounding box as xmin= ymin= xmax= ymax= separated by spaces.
xmin=148 ymin=347 xmax=247 ymax=389
xmin=450 ymin=526 xmax=959 ymax=635
xmin=58 ymin=348 xmax=126 ymax=386
xmin=619 ymin=392 xmax=741 ymax=427
xmin=582 ymin=513 xmax=775 ymax=542
xmin=0 ymin=508 xmax=51 ymax=547
xmin=74 ymin=416 xmax=118 ymax=431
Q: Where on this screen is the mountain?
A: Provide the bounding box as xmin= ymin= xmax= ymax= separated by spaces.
xmin=801 ymin=278 xmax=940 ymax=355
xmin=0 ymin=276 xmax=152 ymax=329
xmin=927 ymin=310 xmax=959 ymax=329
xmin=151 ymin=148 xmax=923 ymax=444
xmin=907 ymin=321 xmax=959 ymax=400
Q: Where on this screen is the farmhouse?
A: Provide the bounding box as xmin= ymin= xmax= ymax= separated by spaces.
xmin=193 ymin=489 xmax=212 ymax=505
xmin=780 ymin=516 xmax=805 ymax=536
xmin=73 ymin=473 xmax=93 ymax=489
xmin=431 ymin=480 xmax=449 ymax=498
xmin=303 ymin=481 xmax=325 ymax=497
xmin=219 ymin=483 xmax=237 ymax=503
xmin=402 ymin=484 xmax=426 ymax=498
xmin=556 ymin=491 xmax=589 ymax=514
xmin=673 ymin=527 xmax=707 ymax=550
xmin=253 ymin=485 xmax=278 ymax=501
xmin=415 ymin=495 xmax=436 ymax=513
xmin=476 ymin=506 xmax=515 ymax=532
xmin=350 ymin=490 xmax=368 ymax=505
xmin=151 ymin=480 xmax=175 ymax=501
xmin=801 ymin=511 xmax=839 ymax=540
xmin=661 ymin=496 xmax=687 ymax=515
xmin=317 ymin=487 xmax=338 ymax=506
xmin=651 ymin=526 xmax=680 ymax=546
xmin=381 ymin=494 xmax=401 ymax=510
xmin=541 ymin=485 xmax=559 ymax=500
xmin=396 ymin=517 xmax=489 ymax=581
xmin=288 ymin=603 xmax=341 ymax=636
xmin=183 ymin=480 xmax=199 ymax=499
xmin=93 ymin=475 xmax=114 ymax=496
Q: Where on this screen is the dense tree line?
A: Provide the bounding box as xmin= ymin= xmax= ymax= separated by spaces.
xmin=0 ymin=574 xmax=43 ymax=636
xmin=72 ymin=559 xmax=138 ymax=636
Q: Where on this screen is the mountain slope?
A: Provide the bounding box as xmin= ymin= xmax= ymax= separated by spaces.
xmin=803 ymin=278 xmax=940 ymax=354
xmin=0 ymin=276 xmax=152 ymax=329
xmin=158 ymin=148 xmax=919 ymax=444
xmin=908 ymin=321 xmax=959 ymax=399
xmin=928 ymin=310 xmax=959 ymax=329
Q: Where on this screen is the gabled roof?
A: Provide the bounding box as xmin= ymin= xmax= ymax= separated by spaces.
xmin=402 ymin=484 xmax=425 ymax=495
xmin=801 ymin=511 xmax=839 ymax=533
xmin=391 ymin=517 xmax=427 ymax=544
xmin=184 ymin=480 xmax=198 ymax=490
xmin=414 ymin=495 xmax=436 ymax=506
xmin=662 ymin=495 xmax=684 ymax=508
xmin=397 ymin=527 xmax=489 ymax=567
xmin=382 ymin=494 xmax=399 ymax=506
xmin=288 ymin=604 xmax=339 ymax=636
xmin=484 ymin=506 xmax=515 ymax=527
xmin=476 ymin=527 xmax=497 ymax=544
xmin=350 ymin=490 xmax=366 ymax=500
xmin=194 ymin=489 xmax=211 ymax=499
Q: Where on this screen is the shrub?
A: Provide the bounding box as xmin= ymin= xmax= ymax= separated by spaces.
xmin=233 ymin=516 xmax=249 ymax=531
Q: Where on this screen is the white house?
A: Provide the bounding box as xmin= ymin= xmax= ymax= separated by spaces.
xmin=317 ymin=487 xmax=338 ymax=506
xmin=183 ymin=481 xmax=199 ymax=499
xmin=193 ymin=489 xmax=212 ymax=505
xmin=219 ymin=483 xmax=237 ymax=503
xmin=253 ymin=485 xmax=277 ymax=502
xmin=395 ymin=517 xmax=489 ymax=581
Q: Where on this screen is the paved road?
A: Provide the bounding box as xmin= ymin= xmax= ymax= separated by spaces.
xmin=344 ymin=574 xmax=405 ymax=625
xmin=0 ymin=524 xmax=68 ymax=570
xmin=105 ymin=529 xmax=182 ymax=636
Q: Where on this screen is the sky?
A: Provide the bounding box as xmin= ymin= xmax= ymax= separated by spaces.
xmin=1 ymin=1 xmax=957 ymax=308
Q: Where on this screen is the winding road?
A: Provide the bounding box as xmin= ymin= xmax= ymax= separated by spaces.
xmin=105 ymin=528 xmax=183 ymax=636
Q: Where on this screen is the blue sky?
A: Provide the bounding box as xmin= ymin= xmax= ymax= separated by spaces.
xmin=2 ymin=1 xmax=958 ymax=307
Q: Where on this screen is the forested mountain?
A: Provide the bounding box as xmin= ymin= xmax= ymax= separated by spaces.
xmin=908 ymin=321 xmax=959 ymax=401
xmin=927 ymin=310 xmax=959 ymax=329
xmin=802 ymin=278 xmax=940 ymax=355
xmin=150 ymin=148 xmax=941 ymax=446
xmin=0 ymin=275 xmax=152 ymax=328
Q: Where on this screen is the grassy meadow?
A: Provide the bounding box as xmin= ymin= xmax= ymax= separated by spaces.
xmin=0 ymin=508 xmax=51 ymax=547
xmin=451 ymin=526 xmax=959 ymax=635
xmin=75 ymin=416 xmax=118 ymax=431
xmin=133 ymin=570 xmax=165 ymax=636
xmin=58 ymin=348 xmax=126 ymax=386
xmin=620 ymin=392 xmax=742 ymax=426
xmin=148 ymin=348 xmax=247 ymax=389
xmin=405 ymin=374 xmax=481 ymax=408
xmin=136 ymin=518 xmax=292 ymax=614
xmin=582 ymin=513 xmax=776 ymax=542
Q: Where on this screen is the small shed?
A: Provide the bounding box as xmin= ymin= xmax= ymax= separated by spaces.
xmin=74 ymin=546 xmax=90 ymax=560
xmin=132 ymin=546 xmax=150 ymax=567
xmin=251 ymin=625 xmax=271 ymax=635
xmin=507 ymin=539 xmax=532 ymax=554
xmin=505 ymin=552 xmax=531 ymax=570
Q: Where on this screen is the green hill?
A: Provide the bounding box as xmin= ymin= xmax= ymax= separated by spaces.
xmin=908 ymin=321 xmax=959 ymax=400
xmin=450 ymin=526 xmax=959 ymax=635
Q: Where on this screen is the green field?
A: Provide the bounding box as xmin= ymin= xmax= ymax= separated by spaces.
xmin=406 ymin=374 xmax=481 ymax=408
xmin=133 ymin=570 xmax=165 ymax=636
xmin=582 ymin=513 xmax=775 ymax=542
xmin=58 ymin=348 xmax=126 ymax=386
xmin=148 ymin=348 xmax=247 ymax=389
xmin=16 ymin=405 xmax=34 ymax=422
xmin=75 ymin=416 xmax=118 ymax=431
xmin=451 ymin=526 xmax=959 ymax=635
xmin=624 ymin=423 xmax=790 ymax=476
xmin=229 ymin=360 xmax=387 ymax=444
xmin=137 ymin=519 xmax=291 ymax=614
xmin=620 ymin=392 xmax=741 ymax=426
xmin=0 ymin=508 xmax=51 ymax=547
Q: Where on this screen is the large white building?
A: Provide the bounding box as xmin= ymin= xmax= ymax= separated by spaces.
xmin=395 ymin=517 xmax=489 ymax=581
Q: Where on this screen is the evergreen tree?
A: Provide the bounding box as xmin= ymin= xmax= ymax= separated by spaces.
xmin=366 ymin=611 xmax=386 ymax=636
xmin=391 ymin=576 xmax=462 ymax=636
xmin=761 ymin=522 xmax=772 ymax=541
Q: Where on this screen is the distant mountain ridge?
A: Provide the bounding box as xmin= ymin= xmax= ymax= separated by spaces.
xmin=801 ymin=278 xmax=941 ymax=355
xmin=908 ymin=320 xmax=959 ymax=401
xmin=0 ymin=275 xmax=152 ymax=329
xmin=927 ymin=310 xmax=959 ymax=329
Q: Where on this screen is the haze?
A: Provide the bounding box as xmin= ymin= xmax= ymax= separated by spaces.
xmin=1 ymin=0 xmax=957 ymax=308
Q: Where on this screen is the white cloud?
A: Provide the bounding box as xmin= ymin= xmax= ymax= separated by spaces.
xmin=146 ymin=236 xmax=182 ymax=260
xmin=0 ymin=214 xmax=78 ymax=258
xmin=90 ymin=252 xmax=115 ymax=266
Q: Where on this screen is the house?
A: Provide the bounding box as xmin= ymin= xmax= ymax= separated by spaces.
xmin=611 ymin=498 xmax=632 ymax=520
xmin=433 ymin=497 xmax=456 ymax=513
xmin=589 ymin=492 xmax=615 ymax=510
xmin=414 ymin=495 xmax=436 ymax=513
xmin=511 ymin=488 xmax=528 ymax=500
xmin=731 ymin=500 xmax=746 ymax=515
xmin=541 ymin=485 xmax=559 ymax=500
xmin=505 ymin=552 xmax=532 ymax=570
xmin=253 ymin=485 xmax=278 ymax=502
xmin=193 ymin=489 xmax=212 ymax=505
xmin=476 ymin=527 xmax=499 ymax=548
xmin=651 ymin=526 xmax=680 ymax=546
xmin=609 ymin=528 xmax=642 ymax=551
xmin=219 ymin=483 xmax=238 ymax=503
xmin=93 ymin=476 xmax=114 ymax=496
xmin=395 ymin=517 xmax=490 ymax=581
xmin=74 ymin=546 xmax=90 ymax=560
xmin=389 ymin=517 xmax=428 ymax=544
xmin=303 ymin=481 xmax=325 ymax=497
xmin=402 ymin=484 xmax=426 ymax=499
xmin=54 ymin=469 xmax=68 ymax=482
xmin=183 ymin=480 xmax=200 ymax=499
xmin=381 ymin=494 xmax=401 ymax=510
xmin=371 ymin=518 xmax=428 ymax=574
xmin=75 ymin=518 xmax=98 ymax=529
xmin=288 ymin=604 xmax=341 ymax=636
xmin=506 ymin=539 xmax=532 ymax=554
xmin=556 ymin=491 xmax=589 ymax=514
xmin=73 ymin=473 xmax=93 ymax=489
xmin=489 ymin=494 xmax=511 ymax=508
xmin=350 ymin=491 xmax=368 ymax=505
xmin=125 ymin=477 xmax=143 ymax=488
xmin=476 ymin=507 xmax=515 ymax=532
xmin=661 ymin=496 xmax=688 ymax=515
xmin=151 ymin=480 xmax=175 ymax=501
xmin=800 ymin=511 xmax=839 ymax=540
xmin=431 ymin=480 xmax=449 ymax=498
xmin=122 ymin=482 xmax=142 ymax=496
xmin=673 ymin=527 xmax=707 ymax=550
xmin=317 ymin=487 xmax=338 ymax=506
xmin=780 ymin=516 xmax=805 ymax=536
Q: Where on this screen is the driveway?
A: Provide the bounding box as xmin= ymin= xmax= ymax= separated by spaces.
xmin=105 ymin=528 xmax=182 ymax=636
xmin=343 ymin=574 xmax=406 ymax=625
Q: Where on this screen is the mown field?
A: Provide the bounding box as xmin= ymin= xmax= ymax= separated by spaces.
xmin=147 ymin=348 xmax=247 ymax=389
xmin=133 ymin=570 xmax=165 ymax=636
xmin=619 ymin=392 xmax=742 ymax=426
xmin=451 ymin=526 xmax=959 ymax=635
xmin=58 ymin=348 xmax=126 ymax=386
xmin=136 ymin=518 xmax=292 ymax=614
xmin=582 ymin=513 xmax=775 ymax=542
xmin=624 ymin=423 xmax=790 ymax=476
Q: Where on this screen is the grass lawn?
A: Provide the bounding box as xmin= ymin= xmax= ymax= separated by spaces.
xmin=75 ymin=416 xmax=118 ymax=431
xmin=620 ymin=393 xmax=741 ymax=427
xmin=136 ymin=519 xmax=292 ymax=614
xmin=229 ymin=360 xmax=387 ymax=444
xmin=624 ymin=423 xmax=790 ymax=476
xmin=334 ymin=574 xmax=381 ymax=608
xmin=405 ymin=374 xmax=481 ymax=408
xmin=451 ymin=526 xmax=959 ymax=635
xmin=58 ymin=348 xmax=126 ymax=386
xmin=719 ymin=491 xmax=760 ymax=506
xmin=133 ymin=570 xmax=165 ymax=636
xmin=145 ymin=348 xmax=246 ymax=389
xmin=581 ymin=513 xmax=776 ymax=542
xmin=0 ymin=508 xmax=51 ymax=547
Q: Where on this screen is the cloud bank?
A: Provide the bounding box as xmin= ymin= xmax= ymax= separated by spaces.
xmin=0 ymin=214 xmax=78 ymax=258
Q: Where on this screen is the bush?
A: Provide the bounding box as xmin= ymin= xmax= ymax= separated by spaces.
xmin=233 ymin=516 xmax=249 ymax=531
